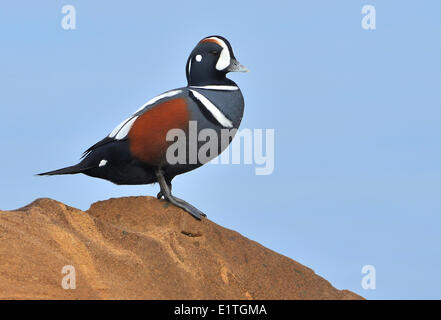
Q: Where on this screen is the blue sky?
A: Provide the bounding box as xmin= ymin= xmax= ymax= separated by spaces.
xmin=1 ymin=1 xmax=440 ymax=299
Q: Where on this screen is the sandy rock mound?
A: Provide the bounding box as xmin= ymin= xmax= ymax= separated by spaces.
xmin=0 ymin=197 xmax=362 ymax=299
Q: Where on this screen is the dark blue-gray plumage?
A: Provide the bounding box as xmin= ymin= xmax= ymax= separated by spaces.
xmin=38 ymin=35 xmax=248 ymax=220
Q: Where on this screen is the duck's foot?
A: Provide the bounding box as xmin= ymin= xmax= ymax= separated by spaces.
xmin=155 ymin=169 xmax=206 ymax=220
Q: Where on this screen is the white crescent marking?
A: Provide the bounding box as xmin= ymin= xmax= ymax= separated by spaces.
xmin=204 ymin=37 xmax=231 ymax=71
xmin=190 ymin=89 xmax=233 ymax=128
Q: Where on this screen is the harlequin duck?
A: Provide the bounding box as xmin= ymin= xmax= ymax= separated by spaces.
xmin=38 ymin=35 xmax=248 ymax=220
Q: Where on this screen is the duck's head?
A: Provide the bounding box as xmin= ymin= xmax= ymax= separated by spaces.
xmin=186 ymin=35 xmax=248 ymax=86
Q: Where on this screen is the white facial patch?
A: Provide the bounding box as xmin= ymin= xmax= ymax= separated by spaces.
xmin=99 ymin=160 xmax=108 ymax=167
xmin=195 ymin=54 xmax=202 ymax=62
xmin=204 ymin=37 xmax=231 ymax=71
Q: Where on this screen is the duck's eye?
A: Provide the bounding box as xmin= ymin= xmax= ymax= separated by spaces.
xmin=210 ymin=50 xmax=219 ymax=55
xmin=195 ymin=54 xmax=202 ymax=62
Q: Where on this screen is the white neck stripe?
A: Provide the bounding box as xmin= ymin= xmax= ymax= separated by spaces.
xmin=190 ymin=85 xmax=238 ymax=91
xmin=187 ymin=59 xmax=192 ymax=78
xmin=189 ymin=89 xmax=233 ymax=128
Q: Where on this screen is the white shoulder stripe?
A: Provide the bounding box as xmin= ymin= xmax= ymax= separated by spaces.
xmin=189 ymin=89 xmax=233 ymax=128
xmin=115 ymin=116 xmax=138 ymax=140
xmin=109 ymin=89 xmax=183 ymax=140
xmin=135 ymin=89 xmax=182 ymax=113
xmin=109 ymin=117 xmax=132 ymax=138
xmin=190 ymin=85 xmax=238 ymax=91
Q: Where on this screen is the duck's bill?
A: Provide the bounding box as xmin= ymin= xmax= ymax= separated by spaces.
xmin=227 ymin=59 xmax=249 ymax=72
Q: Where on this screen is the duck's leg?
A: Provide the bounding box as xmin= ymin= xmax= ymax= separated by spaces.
xmin=155 ymin=169 xmax=205 ymax=220
xmin=156 ymin=178 xmax=171 ymax=199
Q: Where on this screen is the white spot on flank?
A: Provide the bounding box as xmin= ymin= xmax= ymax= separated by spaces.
xmin=189 ymin=89 xmax=233 ymax=128
xmin=195 ymin=54 xmax=202 ymax=62
xmin=99 ymin=160 xmax=107 ymax=167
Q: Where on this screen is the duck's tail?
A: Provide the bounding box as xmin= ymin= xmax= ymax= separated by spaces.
xmin=37 ymin=164 xmax=92 ymax=176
